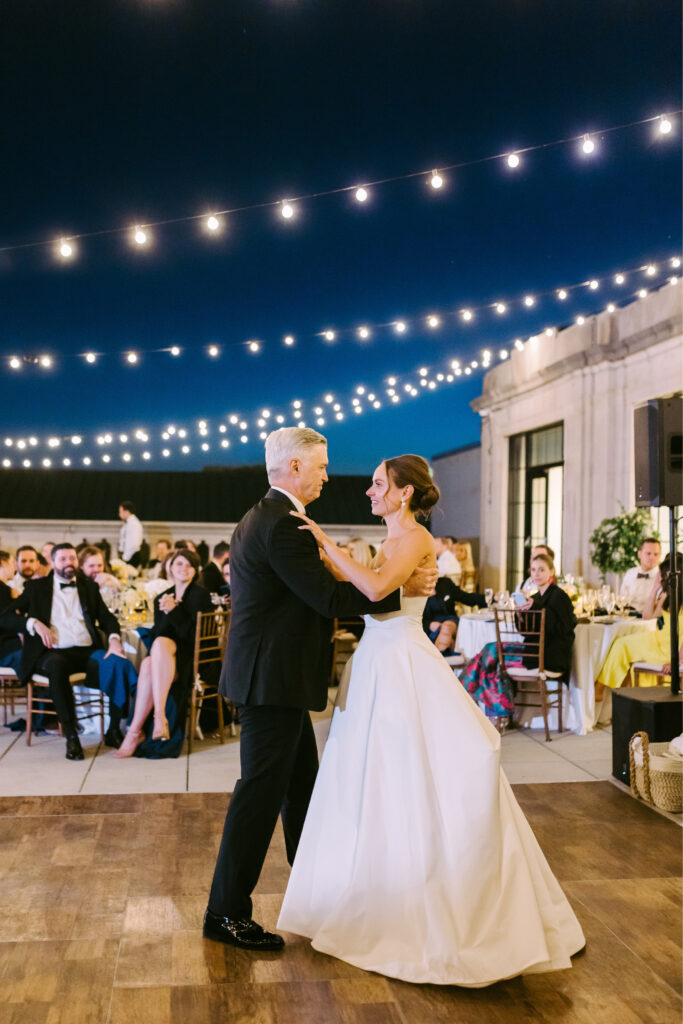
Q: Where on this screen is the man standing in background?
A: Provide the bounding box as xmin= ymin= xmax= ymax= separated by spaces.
xmin=118 ymin=501 xmax=144 ymax=567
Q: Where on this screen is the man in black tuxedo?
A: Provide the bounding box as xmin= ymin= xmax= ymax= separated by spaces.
xmin=200 ymin=541 xmax=230 ymax=593
xmin=204 ymin=427 xmax=437 ymax=952
xmin=0 ymin=542 xmax=125 ymax=759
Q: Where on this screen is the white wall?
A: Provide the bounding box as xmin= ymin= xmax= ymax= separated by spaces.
xmin=473 ymin=282 xmax=683 ymax=590
xmin=431 ymin=444 xmax=482 ymax=542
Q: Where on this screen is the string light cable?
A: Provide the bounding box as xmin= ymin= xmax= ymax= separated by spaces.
xmin=2 ymin=271 xmax=680 ymax=469
xmin=0 ymin=110 xmax=678 ymax=264
xmin=3 ymin=252 xmax=680 ymax=372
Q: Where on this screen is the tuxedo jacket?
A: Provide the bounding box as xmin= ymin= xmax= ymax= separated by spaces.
xmin=422 ymin=577 xmax=486 ymax=630
xmin=0 ymin=580 xmax=22 ymax=659
xmin=0 ymin=573 xmax=121 ymax=682
xmin=220 ymin=488 xmax=400 ymax=711
xmin=200 ymin=561 xmax=225 ymax=594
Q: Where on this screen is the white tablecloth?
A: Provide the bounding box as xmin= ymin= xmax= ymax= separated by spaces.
xmin=456 ymin=613 xmax=657 ymax=734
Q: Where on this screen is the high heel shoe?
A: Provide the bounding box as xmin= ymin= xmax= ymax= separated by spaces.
xmin=113 ymin=729 xmax=143 ymax=758
xmin=152 ymin=716 xmax=170 ymax=741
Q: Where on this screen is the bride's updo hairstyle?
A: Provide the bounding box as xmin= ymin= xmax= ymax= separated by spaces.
xmin=384 ymin=455 xmax=440 ymax=520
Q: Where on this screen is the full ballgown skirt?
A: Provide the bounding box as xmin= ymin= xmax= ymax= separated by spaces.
xmin=278 ymin=598 xmax=585 ymax=986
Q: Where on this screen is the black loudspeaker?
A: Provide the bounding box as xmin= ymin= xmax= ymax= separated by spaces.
xmin=634 ymin=393 xmax=683 ymax=507
xmin=612 ymin=688 xmax=683 ymax=784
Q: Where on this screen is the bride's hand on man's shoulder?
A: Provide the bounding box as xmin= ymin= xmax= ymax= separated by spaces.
xmin=290 ymin=510 xmax=329 ymax=549
xmin=403 ymin=565 xmax=438 ymax=597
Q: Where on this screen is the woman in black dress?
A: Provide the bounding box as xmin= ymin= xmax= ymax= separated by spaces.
xmin=116 ymin=548 xmax=213 ymax=759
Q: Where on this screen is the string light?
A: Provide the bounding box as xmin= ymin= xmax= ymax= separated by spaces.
xmin=170 ymin=346 xmax=181 ymax=356
xmin=248 ymin=341 xmax=261 ymax=353
xmin=207 ymin=345 xmax=220 ymax=358
xmin=523 ymin=295 xmax=535 ymax=307
xmin=58 ymin=240 xmax=74 ymax=260
xmin=126 ymin=352 xmax=138 ymax=364
xmin=84 ymin=352 xmax=97 ymax=364
xmin=358 ymin=326 xmax=370 ymax=339
xmin=638 ymin=288 xmax=648 ymax=298
xmin=557 ymin=289 xmax=568 ymax=300
xmin=429 ymin=171 xmax=443 ymax=189
xmin=205 ymin=215 xmax=221 ymax=232
xmin=575 ymin=315 xmax=585 ymax=325
xmin=394 ymin=321 xmax=407 ymax=334
xmin=672 ymin=258 xmax=681 ymax=269
xmin=427 ymin=315 xmax=440 ymax=328
xmin=281 ymin=201 xmax=294 ymax=219
xmin=495 ymin=302 xmax=507 ymax=314
xmin=645 ymin=264 xmax=657 ymax=276
xmin=9 ymin=357 xmax=21 ymax=370
xmin=506 ymin=153 xmax=520 ymax=169
xmin=606 ymin=303 xmax=616 ymax=313
xmin=355 ymin=187 xmax=368 ymax=203
xmin=283 ymin=334 xmax=295 ymax=346
xmin=614 ymin=273 xmax=625 ymax=285
xmin=581 ymin=134 xmax=596 ymax=155
xmin=461 ymin=309 xmax=473 ymax=321
xmin=659 ymin=115 xmax=673 ymax=135
xmin=589 ymin=279 xmax=599 ymax=290
xmin=323 ymin=330 xmax=336 ymax=342
xmin=39 ymin=356 xmax=52 ymax=369
xmin=132 ymin=227 xmax=148 ymax=246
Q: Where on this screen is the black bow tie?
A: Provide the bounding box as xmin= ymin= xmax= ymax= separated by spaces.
xmin=636 ymin=572 xmax=651 ymax=579
xmin=59 ymin=581 xmax=77 ymax=589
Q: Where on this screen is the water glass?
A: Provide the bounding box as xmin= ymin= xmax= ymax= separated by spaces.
xmin=485 ymin=588 xmax=494 ymax=608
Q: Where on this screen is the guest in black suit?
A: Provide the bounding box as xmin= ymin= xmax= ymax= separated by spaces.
xmin=200 ymin=541 xmax=230 ymax=593
xmin=115 ymin=547 xmax=213 ymax=759
xmin=0 ymin=551 xmax=22 ymax=673
xmin=0 ymin=543 xmax=124 ymax=759
xmin=204 ymin=427 xmax=438 ymax=952
xmin=423 ymin=577 xmax=486 ymax=654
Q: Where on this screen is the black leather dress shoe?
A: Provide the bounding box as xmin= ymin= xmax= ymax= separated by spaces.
xmin=65 ymin=734 xmax=85 ymax=760
xmin=203 ymin=909 xmax=284 ymax=951
xmin=104 ymin=725 xmax=124 ymax=749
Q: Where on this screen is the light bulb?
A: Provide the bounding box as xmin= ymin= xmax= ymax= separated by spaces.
xmin=495 ymin=302 xmax=507 ymax=314
xmin=62 ymin=458 xmax=71 ymax=466
xmin=645 ymin=264 xmax=657 ymax=277
xmin=208 ymin=345 xmax=220 ymax=358
xmin=162 ymin=449 xmax=170 ymax=457
xmin=59 ymin=240 xmax=74 ymax=259
xmin=248 ymin=341 xmax=260 ymax=353
xmin=102 ymin=454 xmax=111 ymax=463
xmin=323 ymin=330 xmax=336 ymax=342
xmin=122 ymin=453 xmax=131 ymax=463
xmin=358 ymin=326 xmax=370 ymax=339
xmin=671 ymin=257 xmax=681 ymax=269
xmin=133 ymin=227 xmax=148 ymax=245
xmin=170 ymin=346 xmax=181 ymax=356
xmin=42 ymin=459 xmax=51 ymax=468
xmin=85 ymin=352 xmax=97 ymax=364
xmin=638 ymin=288 xmax=647 ymax=298
xmin=523 ymin=295 xmax=535 ymax=307
xmin=283 ymin=335 xmax=295 ymax=346
xmin=499 ymin=349 xmax=508 ymax=359
xmin=506 ymin=153 xmax=520 ymax=169
xmin=429 ymin=171 xmax=443 ymax=189
xmin=461 ymin=309 xmax=473 ymax=321
xmin=83 ymin=456 xmax=92 ymax=465
xmin=659 ymin=115 xmax=673 ymax=135
xmin=206 ymin=215 xmax=221 ymax=232
xmin=126 ymin=352 xmax=138 ymax=364
xmin=355 ymin=187 xmax=368 ymax=203
xmin=71 ymin=435 xmax=82 ymax=445
xmin=394 ymin=321 xmax=406 ymax=333
xmin=9 ymin=357 xmax=21 ymax=370
xmin=589 ymin=279 xmax=599 ymax=290
xmin=427 ymin=315 xmax=440 ymax=328
xmin=575 ymin=315 xmax=585 ymax=325
xmin=557 ymin=289 xmax=568 ymax=300
xmin=514 ymin=339 xmax=524 ymax=350
xmin=39 ymin=355 xmax=52 ymax=368
xmin=281 ymin=201 xmax=294 ymax=219
xmin=143 ymin=451 xmax=151 ymax=460
xmin=581 ymin=134 xmax=595 ymax=155
xmin=614 ymin=273 xmax=625 ymax=285
xmin=606 ymin=304 xmax=616 ymax=313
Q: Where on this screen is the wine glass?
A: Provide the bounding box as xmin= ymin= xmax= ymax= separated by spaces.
xmin=485 ymin=588 xmax=494 ymax=609
xmin=604 ymin=591 xmax=616 ymax=615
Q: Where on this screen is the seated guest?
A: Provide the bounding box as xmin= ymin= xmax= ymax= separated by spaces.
xmin=346 ymin=537 xmax=374 ymax=567
xmin=516 ymin=544 xmax=555 ymax=594
xmin=459 ymin=553 xmax=575 ymax=723
xmin=596 ymin=554 xmax=682 ymax=697
xmin=0 ymin=543 xmax=125 ymax=759
xmin=453 ymin=540 xmax=476 ymax=589
xmin=10 ymin=545 xmax=40 ymax=593
xmin=0 ymin=551 xmax=23 ymax=673
xmin=621 ymin=537 xmax=661 ymax=615
xmin=423 ymin=577 xmax=486 ymax=655
xmin=41 ymin=542 xmax=56 ymax=563
xmin=78 ymin=545 xmax=121 ymax=593
xmin=35 ymin=554 xmax=51 ymax=577
xmin=200 ymin=541 xmax=230 ymax=592
xmin=115 ymin=548 xmax=213 ymax=759
xmin=148 ymin=539 xmax=172 ymax=578
xmin=434 ymin=536 xmax=461 ymax=580
xmin=221 ymin=557 xmax=231 ymax=596
xmin=175 ymin=538 xmax=197 ymax=553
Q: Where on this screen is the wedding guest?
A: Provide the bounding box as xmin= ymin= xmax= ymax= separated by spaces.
xmin=147 ymin=539 xmax=172 ymax=579
xmin=35 ymin=554 xmax=51 ymax=577
xmin=221 ymin=558 xmax=231 ymax=595
xmin=118 ymin=501 xmax=144 ymax=567
xmin=175 ymin=538 xmax=197 ymax=553
xmin=0 ymin=551 xmax=22 ymax=673
xmin=346 ymin=537 xmax=374 ymax=567
xmin=596 ymin=554 xmax=682 ymax=695
xmin=78 ymin=546 xmax=121 ymax=592
xmin=115 ymin=548 xmax=213 ymax=759
xmin=41 ymin=542 xmax=56 ymax=562
xmin=621 ymin=537 xmax=661 ymax=615
xmin=459 ymin=553 xmax=574 ymax=724
xmin=197 ymin=540 xmax=210 ymax=567
xmin=201 ymin=541 xmax=230 ymax=592
xmin=0 ymin=543 xmax=125 ymax=759
xmin=423 ymin=577 xmax=486 ymax=654
xmin=516 ymin=544 xmax=555 ymax=594
xmin=453 ymin=540 xmax=476 ymax=589
xmin=434 ymin=537 xmax=460 ymax=579
xmin=10 ymin=546 xmax=40 ymax=593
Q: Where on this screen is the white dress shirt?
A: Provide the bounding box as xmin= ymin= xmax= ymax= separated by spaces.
xmin=46 ymin=577 xmax=93 ymax=648
xmin=10 ymin=572 xmax=27 ymax=594
xmin=437 ymin=549 xmax=461 ymax=580
xmin=119 ymin=514 xmax=144 ymax=561
xmin=271 ymin=486 xmax=306 ymax=515
xmin=622 ymin=566 xmax=658 ymax=615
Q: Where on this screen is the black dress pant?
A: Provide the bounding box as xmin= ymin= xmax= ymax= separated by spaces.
xmin=34 ymin=646 xmax=94 ymax=731
xmin=208 ymin=704 xmax=319 ymax=920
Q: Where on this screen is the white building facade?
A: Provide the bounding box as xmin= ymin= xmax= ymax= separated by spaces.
xmin=472 ymin=282 xmax=682 ymax=591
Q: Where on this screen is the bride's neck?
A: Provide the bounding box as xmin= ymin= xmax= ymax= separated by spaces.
xmin=384 ymin=510 xmax=416 ymax=538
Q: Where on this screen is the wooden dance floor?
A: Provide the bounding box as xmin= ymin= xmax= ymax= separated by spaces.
xmin=0 ymin=782 xmax=680 ymax=1023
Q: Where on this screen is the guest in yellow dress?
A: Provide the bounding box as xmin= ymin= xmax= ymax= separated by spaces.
xmin=596 ymin=555 xmax=683 ymax=694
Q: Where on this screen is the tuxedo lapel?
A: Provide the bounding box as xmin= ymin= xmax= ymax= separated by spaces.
xmin=37 ymin=576 xmax=54 ymax=627
xmin=76 ymin=576 xmax=99 ymax=644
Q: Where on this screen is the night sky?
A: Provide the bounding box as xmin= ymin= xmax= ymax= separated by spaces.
xmin=1 ymin=0 xmax=680 ymax=474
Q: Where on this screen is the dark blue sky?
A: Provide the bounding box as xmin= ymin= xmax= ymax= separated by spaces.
xmin=0 ymin=0 xmax=680 ymax=473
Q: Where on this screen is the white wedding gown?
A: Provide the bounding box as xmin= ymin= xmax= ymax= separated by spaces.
xmin=277 ymin=598 xmax=585 ymax=986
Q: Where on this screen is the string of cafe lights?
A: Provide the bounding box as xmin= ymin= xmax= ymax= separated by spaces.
xmin=4 ymin=252 xmax=681 ymax=373
xmin=0 ymin=109 xmax=678 ymax=267
xmin=2 ymin=275 xmax=680 ymax=471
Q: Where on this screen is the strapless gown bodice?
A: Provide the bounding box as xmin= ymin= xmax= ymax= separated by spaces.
xmin=363 ymin=594 xmax=426 ymax=627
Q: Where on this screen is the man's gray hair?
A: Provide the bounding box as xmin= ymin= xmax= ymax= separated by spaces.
xmin=265 ymin=426 xmax=327 ymax=479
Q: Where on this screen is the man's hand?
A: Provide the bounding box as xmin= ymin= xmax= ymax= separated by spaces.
xmin=435 ymin=622 xmax=456 ymax=652
xmin=33 ymin=621 xmax=54 ymax=648
xmin=403 ymin=566 xmax=438 ymax=598
xmin=104 ymin=637 xmax=125 ymax=660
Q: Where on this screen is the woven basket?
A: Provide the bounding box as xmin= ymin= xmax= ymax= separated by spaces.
xmin=629 ymin=732 xmax=683 ymax=813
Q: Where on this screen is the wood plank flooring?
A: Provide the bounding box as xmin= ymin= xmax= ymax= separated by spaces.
xmin=0 ymin=783 xmax=679 ymax=1024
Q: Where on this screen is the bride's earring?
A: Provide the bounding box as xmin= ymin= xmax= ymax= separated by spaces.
xmin=400 ymin=499 xmax=406 ymax=508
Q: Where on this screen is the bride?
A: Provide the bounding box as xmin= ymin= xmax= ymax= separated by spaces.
xmin=277 ymin=453 xmax=585 ymax=986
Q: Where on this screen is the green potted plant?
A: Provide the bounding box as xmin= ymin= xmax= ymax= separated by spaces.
xmin=589 ymin=506 xmax=657 ymax=585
